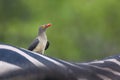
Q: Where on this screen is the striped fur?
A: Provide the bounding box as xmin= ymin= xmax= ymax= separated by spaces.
xmin=0 ymin=44 xmax=120 ymax=80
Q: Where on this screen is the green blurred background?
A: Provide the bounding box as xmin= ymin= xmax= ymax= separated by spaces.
xmin=0 ymin=0 xmax=120 ymax=62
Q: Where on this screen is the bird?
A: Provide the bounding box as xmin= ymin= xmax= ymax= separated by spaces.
xmin=28 ymin=23 xmax=51 ymax=54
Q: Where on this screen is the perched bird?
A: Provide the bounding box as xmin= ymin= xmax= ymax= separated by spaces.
xmin=28 ymin=23 xmax=51 ymax=54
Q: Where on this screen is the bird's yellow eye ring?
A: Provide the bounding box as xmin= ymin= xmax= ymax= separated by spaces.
xmin=41 ymin=25 xmax=45 ymax=28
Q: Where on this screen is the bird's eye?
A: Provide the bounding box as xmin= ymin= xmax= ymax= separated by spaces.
xmin=41 ymin=25 xmax=45 ymax=28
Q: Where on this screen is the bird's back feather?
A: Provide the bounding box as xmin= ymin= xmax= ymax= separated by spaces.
xmin=28 ymin=39 xmax=39 ymax=51
xmin=45 ymin=41 xmax=49 ymax=50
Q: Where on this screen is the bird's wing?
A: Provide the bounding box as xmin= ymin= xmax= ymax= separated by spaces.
xmin=45 ymin=41 xmax=49 ymax=50
xmin=28 ymin=38 xmax=39 ymax=51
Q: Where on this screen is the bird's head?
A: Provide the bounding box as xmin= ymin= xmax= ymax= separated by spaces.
xmin=38 ymin=23 xmax=52 ymax=34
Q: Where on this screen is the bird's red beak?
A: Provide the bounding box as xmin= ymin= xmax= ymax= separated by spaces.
xmin=45 ymin=23 xmax=52 ymax=28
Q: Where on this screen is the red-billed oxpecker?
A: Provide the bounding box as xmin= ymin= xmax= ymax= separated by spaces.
xmin=28 ymin=23 xmax=51 ymax=54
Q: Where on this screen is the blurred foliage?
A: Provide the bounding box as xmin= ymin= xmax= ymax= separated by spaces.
xmin=0 ymin=0 xmax=120 ymax=61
